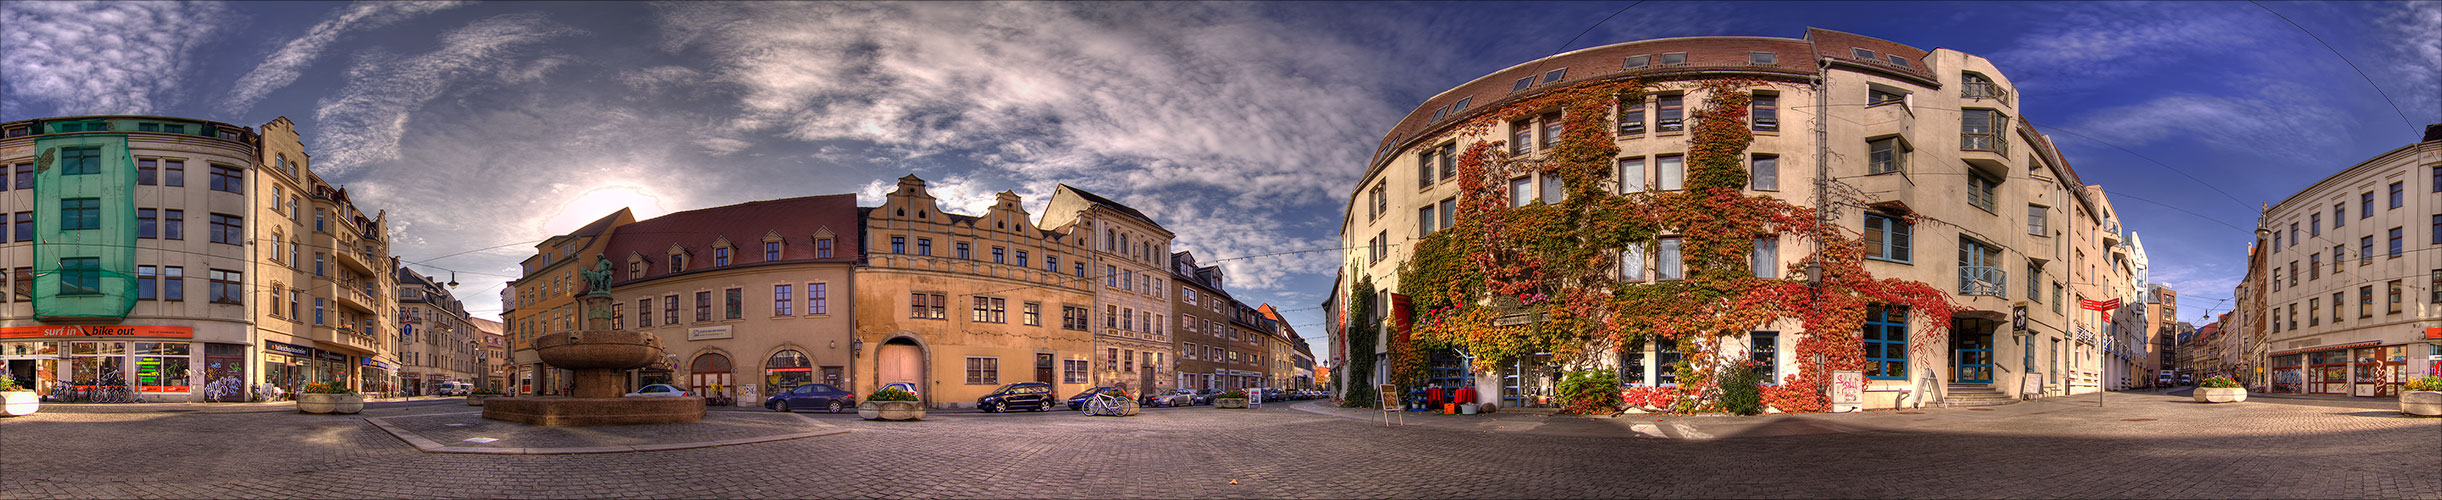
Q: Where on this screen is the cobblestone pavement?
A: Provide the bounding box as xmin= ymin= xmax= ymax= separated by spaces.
xmin=3 ymin=392 xmax=2435 ymax=499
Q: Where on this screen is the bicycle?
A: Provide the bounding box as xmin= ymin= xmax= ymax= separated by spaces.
xmin=1083 ymin=391 xmax=1135 ymax=417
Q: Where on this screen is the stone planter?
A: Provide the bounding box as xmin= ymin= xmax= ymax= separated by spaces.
xmin=2193 ymin=387 xmax=2247 ymax=403
xmin=859 ymin=400 xmax=924 ymax=421
xmin=2401 ymin=391 xmax=2442 ymax=417
xmin=1 ymin=391 xmax=39 ymax=417
xmin=465 ymin=395 xmax=497 ymax=406
xmin=1216 ymin=398 xmax=1248 ymax=409
xmin=296 ymin=393 xmax=366 ymax=414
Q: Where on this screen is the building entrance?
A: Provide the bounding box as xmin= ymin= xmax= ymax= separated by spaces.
xmin=877 ymin=338 xmax=924 ymax=402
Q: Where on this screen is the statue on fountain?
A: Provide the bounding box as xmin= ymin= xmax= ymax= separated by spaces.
xmin=481 ymin=253 xmax=703 ymax=426
xmin=581 ymin=254 xmax=615 ymax=296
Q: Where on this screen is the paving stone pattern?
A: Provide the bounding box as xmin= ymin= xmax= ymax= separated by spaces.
xmin=378 ymin=411 xmax=818 ymax=450
xmin=2 ymin=392 xmax=2436 ymax=499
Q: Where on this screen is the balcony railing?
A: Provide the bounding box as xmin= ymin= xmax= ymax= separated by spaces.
xmin=1958 ymin=266 xmax=2006 ymax=297
xmin=1961 ymin=132 xmax=2008 ymax=156
xmin=1963 ymin=82 xmax=2011 ymax=103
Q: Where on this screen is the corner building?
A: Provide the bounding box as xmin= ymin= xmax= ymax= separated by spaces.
xmin=603 ymin=195 xmax=860 ymax=407
xmin=1039 ymin=185 xmax=1175 ymax=394
xmin=2252 ymin=127 xmax=2442 ymax=396
xmin=1 ymin=115 xmax=398 ymax=401
xmin=857 ymin=176 xmax=1099 ymax=408
xmin=1329 ymin=29 xmax=2147 ymax=410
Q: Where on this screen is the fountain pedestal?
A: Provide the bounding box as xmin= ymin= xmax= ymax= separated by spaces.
xmin=483 ymin=286 xmax=703 ymax=426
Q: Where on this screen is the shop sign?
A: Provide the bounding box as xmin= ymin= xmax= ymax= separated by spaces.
xmin=687 ymin=325 xmax=734 ymax=341
xmin=264 ymin=341 xmax=313 ymax=357
xmin=316 ymin=351 xmax=346 ymax=363
xmin=2425 ymin=327 xmax=2442 ymax=339
xmin=0 ymin=325 xmax=193 ymax=339
xmin=361 ymin=358 xmax=389 ymax=369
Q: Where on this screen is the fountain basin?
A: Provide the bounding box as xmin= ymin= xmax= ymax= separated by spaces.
xmin=481 ymin=397 xmax=706 ymax=426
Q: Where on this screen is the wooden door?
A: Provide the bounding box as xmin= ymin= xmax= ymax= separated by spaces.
xmin=879 ymin=343 xmax=923 ymax=399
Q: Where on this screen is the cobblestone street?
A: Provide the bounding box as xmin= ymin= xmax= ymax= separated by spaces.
xmin=3 ymin=392 xmax=2435 ymax=499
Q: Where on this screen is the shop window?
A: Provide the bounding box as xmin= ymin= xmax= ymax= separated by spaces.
xmin=766 ymin=350 xmax=812 ymax=395
xmin=1752 ymin=332 xmax=1779 ymax=383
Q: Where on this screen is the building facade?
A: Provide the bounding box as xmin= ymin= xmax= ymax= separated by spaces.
xmin=474 ymin=317 xmax=504 ymax=391
xmin=397 ymin=267 xmax=479 ymax=395
xmin=1326 ymin=29 xmax=2143 ymax=409
xmin=601 ymin=195 xmax=860 ymax=407
xmin=1 ymin=115 xmax=398 ymax=401
xmin=856 ymin=176 xmax=1099 ymax=408
xmin=1040 ymin=185 xmax=1176 ymax=394
xmin=1170 ymin=251 xmax=1235 ymax=391
xmin=505 ymin=209 xmax=631 ymax=396
xmin=2251 ymin=127 xmax=2442 ymax=397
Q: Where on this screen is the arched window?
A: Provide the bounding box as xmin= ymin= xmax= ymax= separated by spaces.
xmin=766 ymin=349 xmax=812 ymax=393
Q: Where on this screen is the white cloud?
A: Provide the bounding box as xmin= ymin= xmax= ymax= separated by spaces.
xmin=2375 ymin=1 xmax=2442 ymax=125
xmin=2067 ymin=88 xmax=2349 ymax=164
xmin=222 ymin=1 xmax=468 ymax=114
xmin=0 ymin=1 xmax=232 ymax=117
xmin=312 ymin=13 xmax=580 ymax=174
xmin=1989 ymin=4 xmax=2270 ymax=91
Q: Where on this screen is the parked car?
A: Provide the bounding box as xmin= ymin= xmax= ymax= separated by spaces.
xmin=624 ymin=384 xmax=691 ymax=398
xmin=1065 ymin=386 xmax=1123 ymax=411
xmin=1151 ymin=389 xmax=1198 ymax=407
xmin=1190 ymin=389 xmax=1221 ymax=405
xmin=977 ymin=382 xmax=1057 ymax=412
xmin=764 ymin=384 xmax=857 ymax=413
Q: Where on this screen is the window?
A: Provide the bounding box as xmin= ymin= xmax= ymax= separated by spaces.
xmin=965 ymin=357 xmax=999 ymax=385
xmin=10 ymin=212 xmax=26 ymax=241
xmin=992 ymin=247 xmax=1005 ymax=264
xmin=664 ymin=294 xmax=680 ymax=324
xmin=1863 ymin=305 xmax=1908 ymax=380
xmin=2363 ymin=191 xmax=2375 ymax=218
xmin=2434 ymin=166 xmax=2441 ymax=193
xmin=916 ymin=238 xmax=933 ymax=257
xmin=1620 ymin=244 xmax=1646 ymax=281
xmin=1122 ymin=308 xmax=1134 ymax=330
xmin=2026 ymin=263 xmax=2042 ymax=300
xmin=137 ymin=159 xmax=157 ymax=185
xmin=2311 ymin=213 xmax=2322 ymax=237
xmin=714 ymin=247 xmax=731 ymax=266
xmin=773 ymin=285 xmax=793 ymax=316
xmin=1618 ymin=157 xmax=1646 ymax=192
xmin=890 ymin=236 xmax=905 ymax=254
xmin=2027 ymin=205 xmax=2048 ymax=235
xmin=1541 ymin=174 xmax=1565 ymax=204
xmin=971 ymin=296 xmax=1007 ymax=323
xmin=1852 ymin=48 xmax=1876 ymax=60
xmin=1751 ymin=332 xmax=1779 ymax=382
xmin=695 ymin=291 xmax=713 ymax=322
xmin=313 ymin=299 xmax=325 ymax=324
xmin=803 ymin=282 xmax=828 ymax=315
xmin=60 ymin=198 xmax=100 ymax=230
xmin=208 ymin=214 xmax=242 ymax=245
xmin=1868 ymin=137 xmax=1904 ymax=174
xmin=58 ymin=258 xmax=100 ymax=295
xmin=1023 ymin=302 xmax=1041 ymax=326
xmin=1657 ymin=237 xmax=1684 ymax=280
xmin=208 ymin=269 xmax=242 ymax=304
xmin=1510 ymin=119 xmax=1533 ymax=155
xmin=1967 ymin=174 xmax=1998 ymax=213
xmin=2310 ymin=254 xmax=2321 ymax=280
xmin=1749 ymin=52 xmax=1776 ymax=65
xmin=765 ymin=241 xmax=781 ymax=261
xmin=2289 ymin=223 xmax=2299 ymax=247
xmin=1962 ymin=72 xmax=2007 ymax=101
xmin=2362 ymin=285 xmax=2375 ymax=318
xmin=2336 ymin=292 xmax=2347 ymax=322
xmin=1370 ymin=184 xmax=1387 ymax=219
xmin=1509 ymin=177 xmax=1532 ymax=207
xmin=1419 ymin=206 xmax=1437 ymax=237
xmin=208 ymin=165 xmax=242 ymax=193
xmin=1541 ymin=68 xmax=1566 ymax=84
xmin=59 ymin=147 xmax=100 ymax=175
xmin=2336 ymin=203 xmax=2346 ymax=227
xmin=2390 ymin=280 xmax=2404 ymax=314
xmin=1418 ymin=149 xmax=1437 ymax=187
xmin=2435 ymin=214 xmax=2442 ymax=245
xmin=1064 ymin=360 xmax=1088 ymax=383
xmin=1886 ymin=54 xmax=1911 ymax=68
xmin=2390 ymin=182 xmax=2405 ymax=209
xmin=2310 ymin=298 xmax=2321 ymax=326
xmin=13 ymin=164 xmax=31 ymax=190
xmin=2433 ymin=270 xmax=2442 ymax=303
xmin=1658 ymin=155 xmax=1684 ymax=191
xmin=1657 ymin=94 xmax=1684 ymax=132
xmin=1511 ymin=76 xmax=1533 ymax=92
xmin=2391 ymin=227 xmax=2404 ymax=257
xmin=1438 ymin=198 xmax=1456 ymax=233
xmin=639 ymin=298 xmax=655 ymax=327
xmin=1751 ymin=237 xmax=1777 ymax=278
xmin=816 ymin=238 xmax=833 ymax=258
xmin=1658 ymin=52 xmax=1686 ymax=66
xmin=1962 ymin=109 xmax=2004 ymax=152
xmin=1869 ymin=88 xmax=1905 ymax=106
xmin=1751 ymin=93 xmax=1778 ymax=132
xmin=1864 ymin=214 xmax=1913 ymax=263
xmin=2335 ymin=245 xmax=2347 ymax=274
xmin=2051 ymin=283 xmax=2061 ymax=313
xmin=1063 ymin=306 xmax=1089 ymax=331
xmin=1750 ymin=155 xmax=1778 ymax=191
xmin=1624 ymin=55 xmax=1650 ymax=68
xmin=2363 ymin=236 xmax=2375 ymax=265
xmin=137 ymin=266 xmax=158 ymax=300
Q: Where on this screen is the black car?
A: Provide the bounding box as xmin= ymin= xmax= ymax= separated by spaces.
xmin=976 ymin=382 xmax=1056 ymax=412
xmin=1191 ymin=389 xmax=1222 ymax=405
xmin=1065 ymin=386 xmax=1124 ymax=411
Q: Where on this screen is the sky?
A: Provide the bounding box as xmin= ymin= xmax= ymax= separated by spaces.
xmin=2 ymin=1 xmax=2436 ymax=359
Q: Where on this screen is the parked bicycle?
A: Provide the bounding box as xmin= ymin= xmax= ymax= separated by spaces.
xmin=1083 ymin=390 xmax=1136 ymax=417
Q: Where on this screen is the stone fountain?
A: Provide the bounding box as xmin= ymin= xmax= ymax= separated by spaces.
xmin=482 ymin=255 xmax=706 ymax=426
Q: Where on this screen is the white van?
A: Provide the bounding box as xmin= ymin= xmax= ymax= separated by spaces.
xmin=436 ymin=381 xmax=472 ymax=396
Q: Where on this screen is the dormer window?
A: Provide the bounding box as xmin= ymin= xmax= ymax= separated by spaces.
xmin=714 ymin=247 xmax=731 ymax=266
xmin=1430 ymin=105 xmax=1449 ymax=122
xmin=1658 ymin=52 xmax=1686 ymax=66
xmin=1511 ymin=76 xmax=1533 ymax=92
xmin=1452 ymin=97 xmax=1471 ymax=111
xmin=629 ymin=261 xmax=643 ymax=279
xmin=1886 ymin=54 xmax=1911 ymax=68
xmin=816 ymin=238 xmax=834 ymax=259
xmin=1749 ymin=52 xmax=1776 ymax=65
xmin=1541 ymin=68 xmax=1566 ymax=84
xmin=669 ymin=255 xmax=685 ymax=273
xmin=764 ymin=241 xmax=781 ymax=261
xmin=1623 ymin=55 xmax=1650 ymax=68
xmin=1852 ymin=48 xmax=1876 ymax=60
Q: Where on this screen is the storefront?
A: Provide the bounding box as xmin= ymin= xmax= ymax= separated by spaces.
xmin=2272 ymin=354 xmax=2305 ymax=394
xmin=261 ymin=341 xmax=313 ymax=398
xmin=359 ymin=358 xmax=391 ymax=396
xmin=1 ymin=342 xmax=59 ymax=394
xmin=201 ymin=343 xmax=246 ymax=402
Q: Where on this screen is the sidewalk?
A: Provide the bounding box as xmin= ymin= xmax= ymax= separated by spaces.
xmin=34 ymin=395 xmax=468 ymax=413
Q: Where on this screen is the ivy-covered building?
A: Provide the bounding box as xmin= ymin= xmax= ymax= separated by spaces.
xmin=1328 ymin=29 xmax=2146 ymax=412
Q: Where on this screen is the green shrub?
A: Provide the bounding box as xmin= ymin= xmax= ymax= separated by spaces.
xmin=1556 ymin=370 xmax=1620 ymax=414
xmin=868 ymin=387 xmax=919 ymax=402
xmin=302 ymin=382 xmax=355 ymax=395
xmin=0 ymin=375 xmax=14 ymax=389
xmin=1220 ymin=389 xmax=1247 ymax=399
xmin=1718 ymin=363 xmax=1764 ymax=416
xmin=2405 ymin=376 xmax=2442 ymax=392
xmin=2200 ymin=376 xmax=2242 ymax=389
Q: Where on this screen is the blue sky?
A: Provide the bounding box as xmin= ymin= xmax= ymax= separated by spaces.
xmin=3 ymin=1 xmax=2436 ymax=356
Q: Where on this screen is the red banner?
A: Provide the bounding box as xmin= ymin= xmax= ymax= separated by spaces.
xmin=2079 ymin=298 xmax=2121 ymax=311
xmin=0 ymin=325 xmax=193 ymax=339
xmin=1390 ymin=293 xmax=1414 ymax=343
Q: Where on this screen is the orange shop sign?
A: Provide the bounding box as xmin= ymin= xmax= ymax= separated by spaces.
xmin=0 ymin=325 xmax=194 ymax=339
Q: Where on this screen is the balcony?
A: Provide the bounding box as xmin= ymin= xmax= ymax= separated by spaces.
xmin=1861 ymin=100 xmax=1915 ymax=141
xmin=311 ymin=325 xmax=381 ymax=356
xmin=334 ymin=245 xmax=376 ymax=273
xmin=1958 ymin=266 xmax=2006 ymax=297
xmin=1960 ymin=132 xmax=2010 ymax=171
xmin=331 ymin=281 xmax=376 ymax=313
xmin=1962 ymin=83 xmax=2012 ymax=104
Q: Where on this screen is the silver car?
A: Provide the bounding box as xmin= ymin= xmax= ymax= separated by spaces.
xmin=1151 ymin=389 xmax=1198 ymax=407
xmin=624 ymin=384 xmax=693 ymax=397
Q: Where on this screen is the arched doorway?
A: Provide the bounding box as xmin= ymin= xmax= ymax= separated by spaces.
xmin=765 ymin=349 xmax=812 ymax=395
xmin=877 ymin=337 xmax=924 ymax=402
xmin=688 ymin=352 xmax=733 ymax=406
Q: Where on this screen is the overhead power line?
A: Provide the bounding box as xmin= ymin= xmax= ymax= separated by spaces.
xmin=2250 ymin=1 xmax=2419 ymax=134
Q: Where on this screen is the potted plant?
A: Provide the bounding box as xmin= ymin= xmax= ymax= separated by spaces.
xmin=465 ymin=388 xmax=504 ymax=406
xmin=858 ymin=387 xmax=924 ymax=421
xmin=1215 ymin=389 xmax=1249 ymax=409
xmin=0 ymin=375 xmax=37 ymax=417
xmin=2193 ymin=376 xmax=2247 ymax=403
xmin=2400 ymin=376 xmax=2442 ymax=417
xmin=296 ymin=382 xmax=365 ymax=414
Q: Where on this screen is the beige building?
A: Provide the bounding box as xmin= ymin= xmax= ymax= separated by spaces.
xmin=1040 ymin=185 xmax=1176 ymax=394
xmin=1 ymin=115 xmax=398 ymax=401
xmin=474 ymin=317 xmax=504 ymax=391
xmin=599 ymin=195 xmax=861 ymax=408
xmin=1328 ymin=29 xmax=2143 ymax=410
xmin=396 ymin=267 xmax=479 ymax=394
xmin=857 ymin=176 xmax=1099 ymax=408
xmin=505 ymin=209 xmax=632 ymax=395
xmin=2252 ymin=128 xmax=2442 ymax=396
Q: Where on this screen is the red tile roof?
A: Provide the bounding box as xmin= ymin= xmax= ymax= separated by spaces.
xmin=604 ymin=194 xmax=862 ymax=285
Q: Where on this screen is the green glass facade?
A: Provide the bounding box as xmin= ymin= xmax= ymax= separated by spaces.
xmin=30 ymin=133 xmax=139 ymax=320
